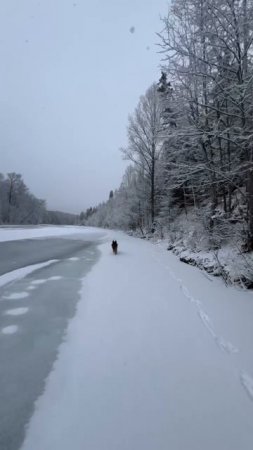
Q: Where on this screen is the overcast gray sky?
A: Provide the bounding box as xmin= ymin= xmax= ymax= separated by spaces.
xmin=0 ymin=0 xmax=168 ymax=214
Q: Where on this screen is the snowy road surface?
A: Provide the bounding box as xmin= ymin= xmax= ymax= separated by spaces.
xmin=12 ymin=230 xmax=253 ymax=450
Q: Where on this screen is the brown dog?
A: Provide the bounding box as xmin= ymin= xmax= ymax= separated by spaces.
xmin=111 ymin=240 xmax=118 ymax=255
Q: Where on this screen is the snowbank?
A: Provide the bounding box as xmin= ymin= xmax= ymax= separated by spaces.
xmin=131 ymin=209 xmax=253 ymax=288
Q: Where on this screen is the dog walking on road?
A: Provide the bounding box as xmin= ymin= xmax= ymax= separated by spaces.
xmin=111 ymin=240 xmax=118 ymax=255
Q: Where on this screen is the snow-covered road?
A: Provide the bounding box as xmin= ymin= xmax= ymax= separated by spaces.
xmin=20 ymin=231 xmax=253 ymax=450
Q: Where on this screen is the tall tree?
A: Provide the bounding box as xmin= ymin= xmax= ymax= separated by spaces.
xmin=121 ymin=84 xmax=163 ymax=227
xmin=158 ymin=0 xmax=253 ymax=246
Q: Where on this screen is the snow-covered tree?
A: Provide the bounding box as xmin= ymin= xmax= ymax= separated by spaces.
xmin=0 ymin=173 xmax=46 ymax=224
xmin=158 ymin=0 xmax=253 ymax=247
xmin=121 ymin=84 xmax=163 ymax=228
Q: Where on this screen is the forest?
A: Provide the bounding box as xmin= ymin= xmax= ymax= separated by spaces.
xmin=84 ymin=0 xmax=253 ymax=287
xmin=0 ymin=173 xmax=78 ymax=225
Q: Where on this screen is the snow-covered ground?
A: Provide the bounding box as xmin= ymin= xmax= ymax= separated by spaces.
xmin=0 ymin=225 xmax=104 ymax=242
xmin=20 ymin=230 xmax=253 ymax=450
xmin=151 ymin=210 xmax=253 ymax=287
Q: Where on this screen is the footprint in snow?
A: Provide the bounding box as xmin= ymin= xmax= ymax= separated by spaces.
xmin=180 ymin=284 xmax=202 ymax=306
xmin=240 ymin=371 xmax=253 ymax=402
xmin=198 ymin=310 xmax=216 ymax=338
xmin=216 ymin=337 xmax=238 ymax=354
xmin=199 ymin=309 xmax=238 ymax=354
xmin=181 ymin=285 xmax=190 ymax=299
xmin=190 ymin=297 xmax=202 ymax=306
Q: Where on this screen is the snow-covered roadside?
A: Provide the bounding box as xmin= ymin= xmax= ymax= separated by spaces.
xmin=130 ymin=227 xmax=253 ymax=288
xmin=152 ymin=240 xmax=253 ymax=390
xmin=167 ymin=242 xmax=253 ymax=288
xmin=21 ymin=232 xmax=253 ymax=450
xmin=0 ymin=225 xmax=105 ymax=242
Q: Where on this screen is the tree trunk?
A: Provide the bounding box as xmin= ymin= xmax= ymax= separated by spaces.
xmin=150 ymin=143 xmax=155 ymax=224
xmin=247 ymin=164 xmax=253 ymax=250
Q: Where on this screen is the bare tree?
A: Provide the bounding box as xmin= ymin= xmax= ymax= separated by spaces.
xmin=0 ymin=173 xmax=46 ymax=224
xmin=121 ymin=84 xmax=163 ymax=227
xmin=158 ymin=0 xmax=253 ymax=246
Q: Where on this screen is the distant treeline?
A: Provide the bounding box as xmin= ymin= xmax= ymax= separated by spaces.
xmin=0 ymin=173 xmax=79 ymax=226
xmin=44 ymin=210 xmax=79 ymax=225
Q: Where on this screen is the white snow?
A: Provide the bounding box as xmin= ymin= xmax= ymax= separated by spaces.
xmin=0 ymin=260 xmax=58 ymax=288
xmin=0 ymin=225 xmax=105 ymax=242
xmin=1 ymin=325 xmax=19 ymax=335
xmin=21 ymin=232 xmax=253 ymax=450
xmin=3 ymin=292 xmax=29 ymax=300
xmin=30 ymin=276 xmax=63 ymax=285
xmin=31 ymin=279 xmax=47 ymax=285
xmin=68 ymin=257 xmax=80 ymax=261
xmin=240 ymin=372 xmax=253 ymax=401
xmin=48 ymin=276 xmax=63 ymax=281
xmin=4 ymin=307 xmax=29 ymax=316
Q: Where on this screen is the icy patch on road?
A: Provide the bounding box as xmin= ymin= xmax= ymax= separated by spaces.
xmin=240 ymin=372 xmax=253 ymax=401
xmin=68 ymin=257 xmax=79 ymax=261
xmin=0 ymin=260 xmax=58 ymax=288
xmin=4 ymin=292 xmax=29 ymax=300
xmin=4 ymin=307 xmax=29 ymax=316
xmin=1 ymin=325 xmax=18 ymax=334
xmin=27 ymin=286 xmax=36 ymax=290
